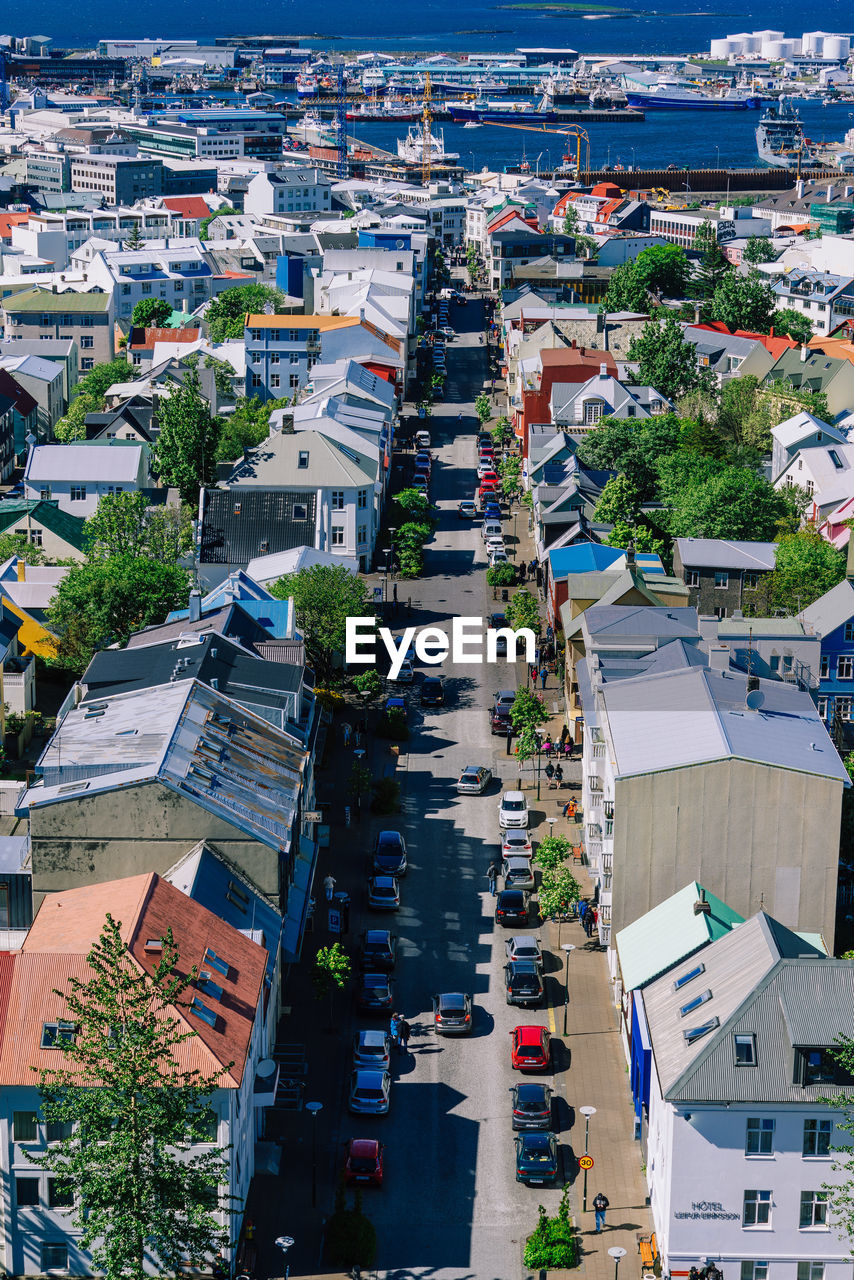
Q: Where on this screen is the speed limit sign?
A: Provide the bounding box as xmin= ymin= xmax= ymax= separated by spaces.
xmin=579 ymin=1155 xmax=594 ymax=1170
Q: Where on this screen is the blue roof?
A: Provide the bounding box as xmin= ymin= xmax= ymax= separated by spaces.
xmin=547 ymin=544 xmax=624 ymax=579
xmin=166 ymin=572 xmax=293 ymax=639
xmin=635 ymin=552 xmax=665 ymax=576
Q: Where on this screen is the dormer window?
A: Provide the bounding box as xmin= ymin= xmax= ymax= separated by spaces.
xmin=298 ymin=451 xmax=309 ymax=468
xmin=734 ymin=1033 xmax=757 ymax=1065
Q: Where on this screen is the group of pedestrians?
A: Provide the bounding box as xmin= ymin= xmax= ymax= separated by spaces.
xmin=390 ymin=1011 xmax=412 ymax=1053
xmin=579 ymin=898 xmax=599 ymax=939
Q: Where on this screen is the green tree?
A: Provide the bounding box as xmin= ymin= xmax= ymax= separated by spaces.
xmin=693 ymin=219 xmax=731 ymax=299
xmin=475 ymin=392 xmax=492 ymax=425
xmin=709 ymin=269 xmax=776 ymax=333
xmin=492 ymin=417 xmax=514 ymax=449
xmin=523 ymin=1190 xmax=578 ymax=1271
xmin=628 ymin=313 xmax=712 ymax=402
xmin=562 ymin=204 xmax=579 ymax=236
xmin=204 ymin=284 xmax=287 ymax=342
xmin=499 ymin=453 xmax=522 ymax=500
xmin=772 ymin=307 xmax=813 ymax=345
xmin=27 ymin=915 xmax=229 ymax=1280
xmin=594 ymin=474 xmax=642 ymax=527
xmin=538 ymin=866 xmax=582 ymax=920
xmin=78 ymin=359 xmax=140 ymax=404
xmin=48 ymin=556 xmax=191 ymax=672
xmin=214 ymin=397 xmax=273 ymax=463
xmin=270 ymin=564 xmax=373 ymax=686
xmin=534 ymin=833 xmax=571 ymax=872
xmin=153 ymin=371 xmax=220 ymax=504
xmin=603 ymin=260 xmax=649 ymax=313
xmin=742 ymin=236 xmax=778 ymax=265
xmin=769 ymin=527 xmax=846 ymax=614
xmin=352 ymin=669 xmax=383 ymax=700
xmin=131 ymin=297 xmax=173 ymax=328
xmin=487 ymin=561 xmax=516 ymax=598
xmin=198 ymin=206 xmax=237 ymax=241
xmin=576 ymin=414 xmax=683 ymax=500
xmin=84 ymin=491 xmax=191 ymax=563
xmin=124 ymin=221 xmax=143 ymax=250
xmin=393 ymin=488 xmax=433 ymax=522
xmin=326 ymin=1186 xmax=377 ymax=1270
xmin=635 ymin=244 xmax=691 ymax=297
xmin=54 ymin=393 xmax=99 ymax=442
xmin=0 ymin=532 xmax=48 ymax=564
xmin=312 ymin=942 xmax=351 ymax=1028
xmin=657 ymin=455 xmax=788 ymax=541
xmin=505 ymin=588 xmax=540 ymax=634
xmin=509 ymin=687 xmax=549 ymax=735
xmin=717 ymin=373 xmax=775 ymax=458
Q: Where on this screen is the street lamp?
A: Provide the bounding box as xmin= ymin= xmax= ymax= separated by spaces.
xmin=306 ymin=1101 xmax=323 ymax=1208
xmin=609 ymin=1247 xmax=627 ymax=1280
xmin=469 ymin=150 xmax=475 ymax=173
xmin=353 ymin=747 xmax=366 ymax=819
xmin=579 ymin=1104 xmax=596 ymax=1211
xmin=511 ymin=508 xmax=518 ymax=560
xmin=561 ymin=943 xmax=575 ymax=1035
xmin=275 ymin=1236 xmax=295 ymax=1280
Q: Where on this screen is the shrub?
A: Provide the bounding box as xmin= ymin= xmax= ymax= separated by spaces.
xmin=371 ymin=778 xmax=401 ymax=814
xmin=325 ymin=1186 xmax=377 ymax=1270
xmin=378 ymin=709 xmax=409 ymax=740
xmin=314 ymin=688 xmax=346 ymax=712
xmin=523 ymin=1189 xmax=579 ymax=1271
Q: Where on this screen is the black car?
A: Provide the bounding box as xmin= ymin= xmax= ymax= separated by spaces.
xmin=511 ymin=1082 xmax=553 ymax=1131
xmin=496 ymin=889 xmax=529 ymax=927
xmin=515 ymin=1131 xmax=561 ymax=1185
xmin=359 ymin=929 xmax=397 ymax=971
xmin=432 ymin=991 xmax=473 ymax=1035
xmin=356 ymin=972 xmax=394 ymax=1013
xmin=421 ymin=676 xmax=444 ymax=706
xmin=372 ymin=830 xmax=407 ymax=877
xmin=504 ymin=959 xmax=544 ymax=1006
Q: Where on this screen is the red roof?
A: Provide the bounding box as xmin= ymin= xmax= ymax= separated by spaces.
xmin=161 ymin=196 xmax=213 ymax=220
xmin=0 ymin=213 xmax=30 ymax=242
xmin=591 ymin=182 xmax=623 ymax=198
xmin=128 ymin=326 xmax=200 ymax=351
xmin=693 ymin=321 xmax=797 ymax=360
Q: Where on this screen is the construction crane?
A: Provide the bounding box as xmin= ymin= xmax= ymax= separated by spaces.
xmin=334 ymin=63 xmax=348 ymax=180
xmin=421 ymin=72 xmax=432 ymax=187
xmin=476 ymin=119 xmax=590 ymax=180
xmin=0 ymin=46 xmax=9 ymax=116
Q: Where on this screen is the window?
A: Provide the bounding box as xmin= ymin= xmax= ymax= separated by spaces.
xmin=714 ymin=571 xmax=729 ymax=589
xmin=744 ymin=572 xmax=759 ymax=589
xmin=48 ymin=1179 xmax=74 ymax=1209
xmin=820 ymin=655 xmax=829 ymax=679
xmin=289 ymin=374 xmax=300 ymax=388
xmin=16 ymin=1176 xmax=39 ymax=1207
xmin=803 ymin=1118 xmax=833 ymax=1156
xmin=743 ymin=1189 xmax=772 ymax=1227
xmin=141 ymin=283 xmax=152 ymax=295
xmin=289 ymin=353 xmax=300 ymax=364
xmin=41 ymin=1244 xmax=67 ymax=1272
xmin=800 ymin=1190 xmax=829 ymax=1228
xmin=797 ymin=1048 xmax=848 ymax=1086
xmin=41 ymin=1022 xmax=76 ymax=1049
xmin=683 ymin=1016 xmax=719 ymax=1043
xmin=679 ymin=990 xmax=712 ymax=1018
xmin=251 ymin=373 xmax=261 ymax=389
xmin=80 ymin=335 xmax=93 ymax=349
xmin=69 ymin=486 xmax=86 ymax=502
xmin=270 ymin=375 xmax=280 ymax=389
xmin=293 ymin=503 xmax=307 ymax=521
xmin=837 ymin=697 xmax=853 ymax=722
xmin=357 ymin=524 xmax=367 ymax=545
xmin=270 ymin=353 xmax=280 ymax=364
xmin=298 ymin=451 xmax=309 ymax=469
xmin=46 ymin=1121 xmax=72 ymax=1143
xmin=686 ymin=569 xmax=699 ymax=588
xmin=331 ymin=527 xmax=345 ymax=547
xmin=582 ymin=399 xmax=603 ymax=425
xmin=81 ymin=359 xmax=94 ymax=372
xmin=746 ymin=1117 xmax=774 ymax=1155
xmin=13 ymin=1111 xmax=38 ymax=1142
xmin=674 ymin=963 xmax=705 ymax=991
xmin=735 ymin=1034 xmax=757 ymax=1065
xmin=839 ymin=656 xmax=854 ymax=679
xmin=770 ymin=654 xmax=780 ymax=673
xmin=798 ymin=1265 xmax=825 ymax=1280
xmin=741 ymin=1264 xmax=768 ymax=1280
xmin=358 ymin=489 xmax=367 ymax=509
xmin=818 ymin=697 xmax=829 ymax=720
xmin=331 ymin=490 xmax=344 ymax=511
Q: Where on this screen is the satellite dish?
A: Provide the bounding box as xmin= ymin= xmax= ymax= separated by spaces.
xmin=745 ymin=689 xmax=765 ymax=710
xmin=395 ymin=239 xmax=405 ymax=249
xmin=256 ymin=1057 xmax=276 ymax=1079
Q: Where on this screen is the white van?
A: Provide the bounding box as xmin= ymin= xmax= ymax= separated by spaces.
xmin=415 ymin=429 xmax=431 ymax=449
xmin=482 ymin=520 xmax=502 ymax=541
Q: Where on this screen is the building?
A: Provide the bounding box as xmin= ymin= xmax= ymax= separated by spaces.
xmin=244 ymin=313 xmax=405 ymax=401
xmin=0 ymin=872 xmax=270 ymax=1276
xmin=120 ymin=111 xmax=290 ymax=162
xmin=762 ymin=346 xmax=854 ymax=422
xmin=771 ymin=268 xmax=854 ymax=337
xmin=673 ymin=538 xmax=778 ymax=617
xmin=550 ymin=368 xmax=673 ymax=435
xmin=24 ymin=151 xmax=72 ymax=194
xmin=0 ymin=353 xmax=65 ymax=440
xmin=69 ymin=154 xmax=164 ymax=204
xmin=0 ymin=502 xmax=87 ymax=562
xmin=0 ymin=289 xmax=113 ymax=377
xmin=244 ymin=169 xmax=332 ymax=218
xmin=770 ymin=410 xmax=847 ymax=482
xmin=23 ymin=442 xmax=152 ymax=518
xmin=799 ymin=571 xmax=854 ymax=741
xmin=0 ymin=387 xmax=21 ymax=482
xmin=73 ymin=241 xmax=228 ymax=324
xmin=648 ymin=207 xmax=771 ymax=249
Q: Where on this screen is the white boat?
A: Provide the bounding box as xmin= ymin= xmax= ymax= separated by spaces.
xmin=463 ymin=120 xmax=482 ymax=129
xmin=396 ymin=125 xmax=460 ymax=164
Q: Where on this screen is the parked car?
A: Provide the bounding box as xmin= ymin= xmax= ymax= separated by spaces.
xmin=343 ymin=1137 xmax=384 ymax=1187
xmin=502 ymin=830 xmax=533 ymax=858
xmin=483 ymin=503 xmax=502 ymax=521
xmin=415 ymin=430 xmax=431 ymax=449
xmin=458 ymin=500 xmax=477 ymax=519
xmin=495 ymin=888 xmax=530 ymax=926
xmin=392 ymin=659 xmax=415 ymax=685
xmin=490 ymin=689 xmax=516 ymax=735
xmin=480 ymin=471 xmax=499 ymax=489
xmin=348 ymin=1068 xmax=391 ymax=1114
xmin=367 ymin=876 xmax=400 ymax=911
xmin=372 ymin=832 xmax=407 ymax=878
xmin=510 ymin=1025 xmax=551 ymax=1072
xmin=415 ymin=452 xmax=432 ymax=472
xmin=505 ymin=935 xmax=543 ymax=968
xmin=432 ymin=991 xmax=473 ymax=1035
xmin=485 ymin=536 xmax=505 ymax=556
xmin=356 ymin=972 xmax=394 ymax=1013
xmin=411 ymin=477 xmax=429 ymax=494
xmin=456 ymin=764 xmax=492 ymax=794
xmin=489 ymin=549 xmax=509 ymax=568
xmin=515 ymin=1131 xmax=561 ymax=1185
xmin=441 ymin=326 xmax=454 ymax=339
xmin=503 ymin=856 xmax=536 ymax=892
xmin=477 ymin=431 xmax=493 ymax=448
xmin=359 ymin=930 xmax=397 ymax=972
xmin=510 ymin=1082 xmax=553 ymax=1130
xmin=498 ymin=790 xmax=529 ymax=830
xmin=504 ymin=959 xmax=544 ymax=1006
xmin=421 ymin=676 xmax=444 ymax=706
xmin=353 ymin=1029 xmax=391 ymax=1070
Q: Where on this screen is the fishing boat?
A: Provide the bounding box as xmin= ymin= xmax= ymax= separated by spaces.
xmin=623 ymin=74 xmax=760 ymax=110
xmin=755 ymin=98 xmax=816 ymax=168
xmin=397 ymin=125 xmax=460 ymax=164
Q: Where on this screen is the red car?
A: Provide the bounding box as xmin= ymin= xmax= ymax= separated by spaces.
xmin=480 ymin=471 xmax=499 ymax=488
xmin=510 ymin=1025 xmax=551 ymax=1072
xmin=343 ymin=1137 xmax=384 ymax=1187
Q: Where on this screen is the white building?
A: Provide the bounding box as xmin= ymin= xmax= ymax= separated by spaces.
xmin=774 ymin=441 xmax=854 ymax=523
xmin=24 ymin=442 xmax=152 ymax=517
xmin=244 ymin=168 xmax=332 ymax=218
xmin=70 ymin=239 xmax=233 ymax=322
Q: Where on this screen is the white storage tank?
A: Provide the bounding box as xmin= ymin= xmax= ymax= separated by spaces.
xmin=710 ymin=38 xmax=737 ymax=58
xmin=742 ymin=33 xmax=763 ymax=52
xmin=753 ymin=29 xmax=784 ymax=41
xmin=823 ymin=36 xmax=851 ymax=60
xmin=761 ymin=40 xmax=786 ymax=58
xmin=801 ymin=30 xmax=827 ymax=54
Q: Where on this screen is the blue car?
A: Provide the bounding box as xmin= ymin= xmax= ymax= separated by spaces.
xmin=483 ymin=505 xmax=502 ymax=520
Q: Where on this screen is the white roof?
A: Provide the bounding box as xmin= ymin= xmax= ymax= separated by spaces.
xmin=25 ymin=443 xmax=145 ymax=484
xmin=246 ymin=546 xmax=360 ymax=584
xmin=770 ymin=410 xmax=843 ymax=448
xmin=675 ymin=539 xmax=778 ymax=571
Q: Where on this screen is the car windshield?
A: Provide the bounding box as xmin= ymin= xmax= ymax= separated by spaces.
xmin=350 ymin=1156 xmax=376 ymax=1172
xmin=502 ymin=892 xmax=524 ymax=905
xmin=518 ymin=1095 xmax=547 ymax=1111
xmin=511 ymin=973 xmax=539 ymax=989
xmin=360 ymin=1045 xmax=385 ymax=1058
xmin=517 ymin=1047 xmax=544 ymax=1059
xmin=504 ymin=799 xmax=524 ymax=811
xmin=441 ymin=995 xmax=466 ymax=1011
xmin=358 ymin=1088 xmax=384 ymax=1099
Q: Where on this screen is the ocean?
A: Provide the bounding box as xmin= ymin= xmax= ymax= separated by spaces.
xmin=5 ymin=0 xmax=854 ymax=56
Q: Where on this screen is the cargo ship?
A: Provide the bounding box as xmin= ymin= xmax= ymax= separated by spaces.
xmin=623 ymin=75 xmax=760 ymax=110
xmin=755 ymin=98 xmax=815 ymax=168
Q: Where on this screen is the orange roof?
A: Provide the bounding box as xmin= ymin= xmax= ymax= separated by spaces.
xmin=733 ymin=328 xmax=798 ymax=359
xmin=245 ymin=313 xmax=361 ymax=330
xmin=218 ymin=270 xmax=254 ymax=279
xmin=128 ymin=326 xmax=200 ymax=351
xmin=591 ymin=182 xmax=622 ymax=198
xmin=162 ymin=196 xmax=213 ymax=220
xmin=0 ymin=212 xmax=30 ymax=242
xmin=3 ymin=873 xmax=267 ymax=1088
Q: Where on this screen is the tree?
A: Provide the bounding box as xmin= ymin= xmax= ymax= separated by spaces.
xmin=131 ymin=297 xmax=172 ymax=328
xmin=352 ymin=669 xmax=383 ymax=700
xmin=538 ymin=866 xmax=582 ymax=920
xmin=505 ymin=588 xmax=540 ymax=634
xmin=204 ymin=284 xmax=287 ymax=342
xmin=393 ymin=488 xmax=432 ymax=523
xmin=594 ymin=474 xmax=642 ymax=527
xmin=499 ymin=453 xmax=522 ymax=500
xmin=0 ymin=531 xmax=48 ymax=564
xmin=487 ymin=562 xmax=516 ymax=598
xmin=742 ymin=236 xmax=778 ymax=265
xmin=628 ymin=314 xmax=712 ymax=402
xmin=562 ymin=204 xmax=579 ymax=236
xmin=657 ymin=455 xmax=789 ymax=541
xmin=717 ymin=373 xmax=775 ymax=458
xmin=509 ymin=687 xmax=549 ymax=736
xmin=84 ymin=491 xmax=191 ymax=562
xmin=634 ymin=244 xmax=691 ymax=297
xmin=709 ymin=268 xmax=776 ymax=334
xmin=27 ymin=915 xmax=229 ymax=1280
xmin=153 ymin=371 xmax=220 ymax=504
xmin=475 ymin=392 xmax=492 ymax=425
xmin=772 ymin=307 xmax=813 ymax=345
xmin=326 ymin=1186 xmax=377 ymax=1271
xmin=311 ymin=942 xmax=351 ymax=1028
xmin=124 ymin=221 xmax=143 ymax=249
xmin=603 ymin=260 xmax=650 ymax=314
xmin=199 ymin=206 xmax=237 ymax=241
xmin=78 ymin=358 xmax=140 ymax=404
xmin=214 ymin=397 xmax=273 ymax=463
xmin=693 ymin=219 xmax=731 ymax=299
xmin=576 ymin=414 xmax=683 ymax=501
xmin=54 ymin=393 xmax=99 ymax=442
xmin=492 ymin=417 xmax=514 ymax=449
xmin=769 ymin=527 xmax=846 ymax=614
xmin=270 ymin=564 xmax=373 ymax=686
xmin=534 ymin=833 xmax=571 ymax=872
xmin=48 ymin=556 xmax=191 ymax=672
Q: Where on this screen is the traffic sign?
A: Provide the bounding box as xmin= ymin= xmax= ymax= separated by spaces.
xmin=578 ymin=1155 xmax=594 ymax=1170
xmin=328 ymin=908 xmax=342 ymax=934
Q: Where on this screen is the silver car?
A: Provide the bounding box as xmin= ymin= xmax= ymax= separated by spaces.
xmin=353 ymin=1029 xmax=391 ymax=1070
xmin=348 ymin=1068 xmax=391 ymax=1114
xmin=505 ymin=934 xmax=543 ymax=969
xmin=456 ymin=765 xmax=492 ymax=794
xmin=503 ymin=855 xmax=536 ymax=892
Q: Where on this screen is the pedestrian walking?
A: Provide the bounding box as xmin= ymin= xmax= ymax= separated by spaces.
xmin=323 ymin=873 xmax=336 ymax=902
xmin=578 ymin=899 xmax=588 ymax=926
xmin=530 ymin=666 xmax=538 ymax=687
xmin=560 ymin=724 xmax=569 ymax=746
xmin=593 ymin=1191 xmax=609 ymax=1233
xmin=390 ymin=1012 xmax=402 ymax=1048
xmin=592 ymin=907 xmax=599 ymax=935
xmin=535 ymin=566 xmax=543 ymax=589
xmin=487 ymin=860 xmax=500 ymax=896
xmin=506 ymin=727 xmax=514 ymax=756
xmin=393 ymin=582 xmax=398 ymax=607
xmin=540 ymin=668 xmax=547 ymax=690
xmin=458 ymin=411 xmax=463 ymax=421
xmin=398 ymin=1017 xmax=411 ymax=1053
xmin=518 ymin=562 xmax=526 ymax=582
xmin=342 ymin=722 xmax=352 ymax=748
xmin=546 ymin=623 xmax=554 ymax=642
xmin=529 ymin=558 xmax=537 ymax=577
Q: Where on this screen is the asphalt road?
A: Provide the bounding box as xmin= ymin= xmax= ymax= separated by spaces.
xmin=343 ymin=302 xmax=570 ymax=1280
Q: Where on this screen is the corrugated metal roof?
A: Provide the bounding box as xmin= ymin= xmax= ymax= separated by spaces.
xmin=799 ymin=578 xmax=854 ymax=640
xmin=616 ymin=882 xmax=744 ymax=993
xmin=25 ymin=442 xmax=147 ymax=484
xmin=674 ymin=538 xmax=778 ymax=571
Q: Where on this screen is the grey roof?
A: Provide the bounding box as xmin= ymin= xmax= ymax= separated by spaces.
xmin=582 ymin=604 xmax=699 ymax=641
xmin=125 ymin=603 xmax=277 ymax=654
xmin=25 ymin=441 xmax=147 ymax=484
xmin=228 ymin=429 xmax=376 ymax=488
xmin=675 ymin=538 xmax=777 ymax=571
xmin=799 ymin=578 xmax=854 ymax=639
xmin=596 ymin=638 xmax=708 ymax=683
xmin=601 ymin=665 xmax=849 ymax=783
xmin=771 ymin=410 xmax=841 ymax=448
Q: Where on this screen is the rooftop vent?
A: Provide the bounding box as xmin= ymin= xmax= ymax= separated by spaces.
xmin=694 ymin=886 xmax=711 ymax=916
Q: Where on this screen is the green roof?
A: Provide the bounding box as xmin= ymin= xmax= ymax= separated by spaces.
xmin=3 ymin=289 xmax=110 ymax=313
xmin=615 ymin=881 xmax=744 ymax=992
xmin=0 ymin=500 xmax=87 ymax=552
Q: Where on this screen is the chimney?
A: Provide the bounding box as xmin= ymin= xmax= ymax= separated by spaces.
xmin=16 ymin=559 xmax=25 ymax=583
xmin=571 ymin=338 xmax=576 ymax=349
xmin=826 ymin=183 xmax=835 ymax=203
xmin=599 ymin=362 xmax=608 ymax=379
xmin=769 ymin=325 xmax=774 ymax=337
xmin=694 ymin=302 xmax=701 ymax=324
xmin=188 ymin=589 xmax=202 ymax=623
xmin=800 ymin=343 xmax=809 ymax=363
xmin=708 ymin=643 xmax=730 ymax=670
xmin=747 ymin=673 xmax=760 ymax=694
xmin=796 ymin=178 xmax=805 ymax=199
xmin=693 ymin=886 xmax=711 ymax=916
xmin=625 ymin=540 xmax=636 ymax=569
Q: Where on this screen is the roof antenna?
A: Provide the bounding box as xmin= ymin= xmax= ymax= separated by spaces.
xmin=747 ymin=626 xmax=754 ymax=679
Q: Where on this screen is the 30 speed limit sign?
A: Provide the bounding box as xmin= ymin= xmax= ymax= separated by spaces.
xmin=578 ymin=1155 xmax=594 ymax=1170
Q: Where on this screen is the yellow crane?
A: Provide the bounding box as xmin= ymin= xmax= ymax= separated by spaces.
xmin=422 ymin=72 xmax=432 ymax=186
xmin=475 ymin=120 xmax=590 ymax=179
